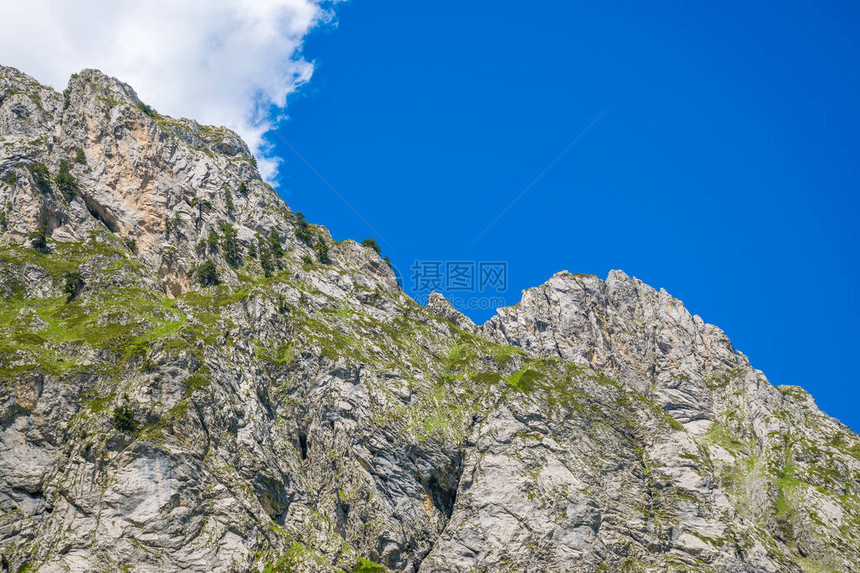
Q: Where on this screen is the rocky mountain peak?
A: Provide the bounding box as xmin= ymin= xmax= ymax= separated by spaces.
xmin=68 ymin=68 xmax=142 ymax=106
xmin=426 ymin=291 xmax=477 ymax=333
xmin=0 ymin=67 xmax=398 ymax=298
xmin=0 ymin=67 xmax=857 ymax=573
xmin=484 ymin=268 xmax=742 ymax=392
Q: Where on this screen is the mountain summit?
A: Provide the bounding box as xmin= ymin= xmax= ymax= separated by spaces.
xmin=0 ymin=66 xmax=857 ymax=572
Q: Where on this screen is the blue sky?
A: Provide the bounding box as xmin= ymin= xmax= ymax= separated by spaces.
xmin=268 ymin=0 xmax=859 ymax=430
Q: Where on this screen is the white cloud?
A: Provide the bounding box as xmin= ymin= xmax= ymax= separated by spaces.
xmin=0 ymin=0 xmax=338 ymax=181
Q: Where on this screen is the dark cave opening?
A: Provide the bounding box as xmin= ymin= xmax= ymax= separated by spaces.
xmin=298 ymin=432 xmax=308 ymax=460
xmin=81 ymin=194 xmax=118 ymax=233
xmin=428 ymin=469 xmax=460 ymax=521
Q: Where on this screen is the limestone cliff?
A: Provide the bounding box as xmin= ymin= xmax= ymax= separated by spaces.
xmin=0 ymin=66 xmax=857 ymax=573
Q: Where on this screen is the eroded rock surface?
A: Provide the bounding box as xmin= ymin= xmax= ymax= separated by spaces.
xmin=0 ymin=66 xmax=857 ymax=572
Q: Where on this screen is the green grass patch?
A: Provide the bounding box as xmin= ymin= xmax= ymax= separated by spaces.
xmin=353 ymin=557 xmax=387 ymax=572
xmin=698 ymin=423 xmax=748 ymax=453
xmin=506 ymin=368 xmax=543 ymax=392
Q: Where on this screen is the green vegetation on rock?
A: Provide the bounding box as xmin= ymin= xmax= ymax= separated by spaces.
xmin=27 ymin=161 xmax=51 ymax=194
xmin=361 ymin=238 xmax=381 ymax=255
xmin=55 ymin=159 xmax=78 ymax=200
xmin=113 ymin=400 xmax=137 ymax=433
xmin=316 ymin=239 xmax=331 ymax=264
xmin=62 ymin=270 xmax=83 ymax=301
xmin=196 ymin=260 xmax=219 ymax=286
xmin=295 ymin=211 xmax=313 ymax=245
xmin=219 ymin=221 xmax=241 ymax=267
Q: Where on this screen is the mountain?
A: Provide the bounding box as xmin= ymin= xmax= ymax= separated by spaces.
xmin=0 ymin=65 xmax=857 ymax=573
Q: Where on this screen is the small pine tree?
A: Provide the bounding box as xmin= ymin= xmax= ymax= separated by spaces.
xmin=295 ymin=212 xmax=313 ymax=245
xmin=238 ymin=181 xmax=248 ymax=196
xmin=249 ymin=156 xmax=257 ymax=168
xmin=247 ymin=240 xmax=257 ymax=258
xmin=384 ymin=255 xmax=392 ymax=268
xmin=220 ymin=221 xmax=241 ymax=267
xmin=268 ymin=228 xmax=284 ymax=257
xmin=316 ymin=239 xmax=331 ymax=264
xmin=197 ymin=259 xmax=219 ymax=286
xmin=74 ymin=148 xmax=87 ymax=164
xmin=136 ymin=102 xmax=156 ymax=117
xmin=56 ymin=159 xmax=78 ymax=201
xmin=164 ymin=213 xmax=181 ymax=235
xmin=225 ymin=189 xmax=234 ymax=213
xmin=63 ymin=270 xmax=83 ymax=302
xmin=361 ymin=237 xmax=381 ymax=255
xmin=28 ymin=225 xmax=48 ymax=251
xmin=207 ymin=230 xmax=220 ymax=253
xmin=28 ymin=162 xmax=51 ymax=194
xmin=113 ymin=399 xmax=137 ymax=433
xmin=259 ymin=247 xmax=275 ymax=277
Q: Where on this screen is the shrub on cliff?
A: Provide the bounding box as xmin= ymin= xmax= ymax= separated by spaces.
xmin=268 ymin=228 xmax=284 ymax=257
xmin=220 ymin=222 xmax=241 ymax=267
xmin=294 ymin=212 xmax=313 ymax=245
xmin=56 ymin=159 xmax=78 ymax=200
xmin=197 ymin=260 xmax=219 ymax=286
xmin=361 ymin=237 xmax=381 ymax=255
xmin=113 ymin=401 xmax=136 ymax=433
xmin=63 ymin=270 xmax=83 ymax=302
xmin=28 ymin=226 xmax=48 ymax=251
xmin=316 ymin=239 xmax=331 ymax=264
xmin=259 ymin=247 xmax=275 ymax=277
xmin=28 ymin=162 xmax=51 ymax=194
xmin=207 ymin=230 xmax=220 ymax=253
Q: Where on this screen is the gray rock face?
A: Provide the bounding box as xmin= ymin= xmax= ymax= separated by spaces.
xmin=0 ymin=66 xmax=857 ymax=573
xmin=426 ymin=291 xmax=477 ymax=334
xmin=482 ymin=270 xmax=860 ymax=571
